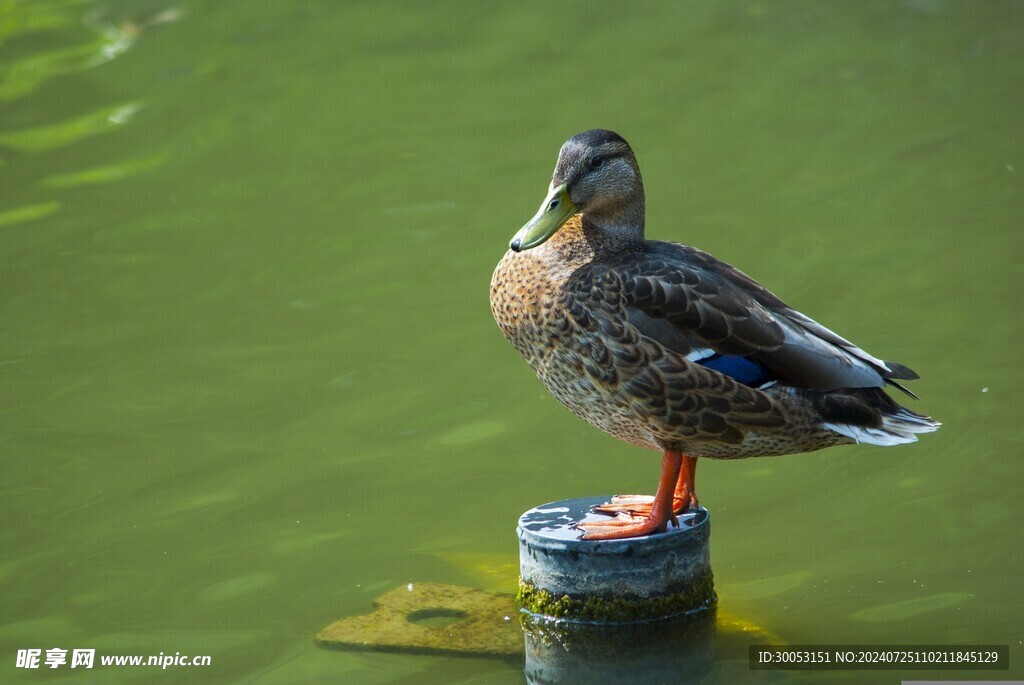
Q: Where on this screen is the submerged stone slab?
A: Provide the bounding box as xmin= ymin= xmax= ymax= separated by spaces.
xmin=518 ymin=496 xmax=715 ymax=622
xmin=315 ymin=582 xmax=521 ymax=658
xmin=316 ymin=581 xmax=783 ymax=683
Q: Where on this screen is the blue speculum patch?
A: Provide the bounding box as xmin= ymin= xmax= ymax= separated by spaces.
xmin=698 ymin=354 xmax=770 ymax=386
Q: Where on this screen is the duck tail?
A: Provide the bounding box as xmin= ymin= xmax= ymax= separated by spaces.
xmin=882 ymin=360 xmax=921 ymax=400
xmin=819 ymin=388 xmax=940 ymax=446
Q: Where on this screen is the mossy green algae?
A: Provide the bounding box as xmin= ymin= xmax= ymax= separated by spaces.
xmin=517 ymin=573 xmax=716 ymax=623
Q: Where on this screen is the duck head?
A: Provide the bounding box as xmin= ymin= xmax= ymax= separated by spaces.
xmin=510 ymin=129 xmax=646 ymax=252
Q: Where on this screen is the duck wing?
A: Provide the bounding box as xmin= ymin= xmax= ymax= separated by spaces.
xmin=575 ymin=241 xmax=918 ymax=395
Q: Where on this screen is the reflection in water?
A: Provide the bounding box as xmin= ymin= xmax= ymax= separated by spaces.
xmin=0 ymin=6 xmax=134 ymax=101
xmin=522 ymin=611 xmax=715 ymax=685
xmin=0 ymin=102 xmax=142 ymax=152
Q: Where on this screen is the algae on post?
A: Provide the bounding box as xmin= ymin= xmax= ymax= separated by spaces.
xmin=516 ymin=574 xmax=716 ymax=623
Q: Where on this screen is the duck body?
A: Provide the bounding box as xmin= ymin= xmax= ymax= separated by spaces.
xmin=490 ymin=130 xmax=938 ymax=539
xmin=491 ymin=215 xmax=925 ymax=458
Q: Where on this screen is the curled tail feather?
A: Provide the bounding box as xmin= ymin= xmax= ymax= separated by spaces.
xmin=816 ymin=388 xmax=940 ymax=446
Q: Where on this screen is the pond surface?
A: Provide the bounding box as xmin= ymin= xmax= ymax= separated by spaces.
xmin=2 ymin=1 xmax=1022 ymax=683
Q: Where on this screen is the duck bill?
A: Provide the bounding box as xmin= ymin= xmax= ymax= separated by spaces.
xmin=509 ymin=184 xmax=575 ymax=252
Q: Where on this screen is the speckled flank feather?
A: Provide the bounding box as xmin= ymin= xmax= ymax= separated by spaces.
xmin=490 ymin=132 xmax=938 ymax=461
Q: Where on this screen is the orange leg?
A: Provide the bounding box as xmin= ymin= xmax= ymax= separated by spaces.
xmin=675 ymin=455 xmax=699 ymax=511
xmin=592 ymin=454 xmax=699 ymax=518
xmin=575 ymin=450 xmax=683 ymax=540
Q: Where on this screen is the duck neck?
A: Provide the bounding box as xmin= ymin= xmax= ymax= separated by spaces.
xmin=543 ymin=208 xmax=645 ymax=268
xmin=581 ymin=191 xmax=646 ymax=252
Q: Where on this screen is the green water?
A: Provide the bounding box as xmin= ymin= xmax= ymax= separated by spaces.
xmin=2 ymin=1 xmax=1022 ymax=683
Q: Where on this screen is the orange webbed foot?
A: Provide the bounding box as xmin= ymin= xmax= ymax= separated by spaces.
xmin=592 ymin=491 xmax=697 ymax=518
xmin=574 ymin=511 xmax=673 ymax=540
xmin=575 ymin=453 xmax=699 ymax=541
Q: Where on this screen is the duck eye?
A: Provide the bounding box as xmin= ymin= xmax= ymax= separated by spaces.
xmin=590 ymin=155 xmax=604 ymax=169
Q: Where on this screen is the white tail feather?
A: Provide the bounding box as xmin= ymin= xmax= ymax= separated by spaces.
xmin=824 ymin=410 xmax=941 ymax=447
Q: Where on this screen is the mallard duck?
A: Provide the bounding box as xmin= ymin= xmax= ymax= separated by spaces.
xmin=490 ymin=129 xmax=939 ymax=540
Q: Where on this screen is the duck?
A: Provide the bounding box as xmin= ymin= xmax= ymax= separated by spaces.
xmin=490 ymin=129 xmax=939 ymax=540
